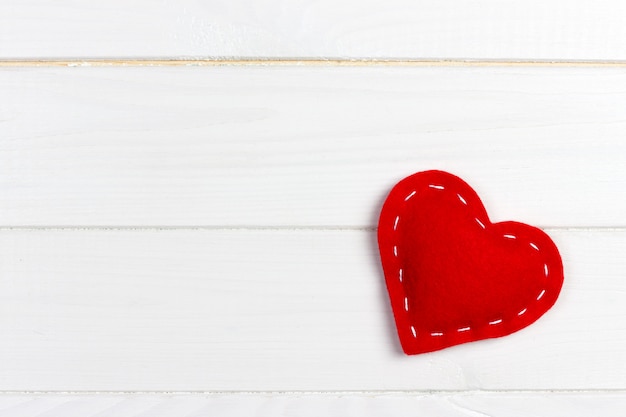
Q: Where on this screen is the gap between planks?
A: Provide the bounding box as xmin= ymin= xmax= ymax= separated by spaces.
xmin=2 ymin=389 xmax=626 ymax=395
xmin=3 ymin=59 xmax=626 ymax=68
xmin=0 ymin=226 xmax=623 ymax=232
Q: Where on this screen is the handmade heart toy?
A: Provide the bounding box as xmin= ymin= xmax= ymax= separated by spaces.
xmin=378 ymin=170 xmax=563 ymax=355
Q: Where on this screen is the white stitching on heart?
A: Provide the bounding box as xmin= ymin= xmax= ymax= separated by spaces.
xmin=390 ymin=182 xmax=552 ymax=341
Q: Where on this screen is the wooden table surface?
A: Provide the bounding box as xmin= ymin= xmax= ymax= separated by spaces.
xmin=1 ymin=1 xmax=625 ymax=415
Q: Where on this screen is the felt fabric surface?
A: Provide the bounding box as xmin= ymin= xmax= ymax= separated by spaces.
xmin=378 ymin=170 xmax=564 ymax=355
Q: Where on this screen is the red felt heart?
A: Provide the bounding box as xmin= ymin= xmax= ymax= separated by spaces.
xmin=378 ymin=170 xmax=563 ymax=355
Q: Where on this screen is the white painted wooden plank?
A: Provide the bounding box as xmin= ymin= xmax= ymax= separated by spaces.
xmin=1 ymin=66 xmax=625 ymax=227
xmin=0 ymin=228 xmax=623 ymax=391
xmin=1 ymin=1 xmax=626 ymax=60
xmin=1 ymin=392 xmax=626 ymax=417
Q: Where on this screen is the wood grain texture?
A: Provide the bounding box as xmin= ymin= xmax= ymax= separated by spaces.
xmin=0 ymin=228 xmax=623 ymax=391
xmin=1 ymin=1 xmax=626 ymax=60
xmin=2 ymin=392 xmax=626 ymax=417
xmin=2 ymin=0 xmax=624 ymax=406
xmin=1 ymin=66 xmax=625 ymax=227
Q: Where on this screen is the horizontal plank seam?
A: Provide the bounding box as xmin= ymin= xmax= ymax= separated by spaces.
xmin=1 ymin=389 xmax=626 ymax=395
xmin=0 ymin=226 xmax=622 ymax=232
xmin=3 ymin=59 xmax=626 ymax=68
